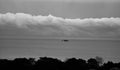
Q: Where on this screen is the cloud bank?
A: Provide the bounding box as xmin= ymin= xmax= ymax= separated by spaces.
xmin=0 ymin=13 xmax=120 ymax=39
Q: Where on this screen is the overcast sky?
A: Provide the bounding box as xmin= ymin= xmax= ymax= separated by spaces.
xmin=0 ymin=0 xmax=120 ymax=62
xmin=0 ymin=0 xmax=120 ymax=39
xmin=0 ymin=0 xmax=120 ymax=18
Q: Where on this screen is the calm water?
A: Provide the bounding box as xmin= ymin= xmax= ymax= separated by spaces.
xmin=0 ymin=39 xmax=120 ymax=62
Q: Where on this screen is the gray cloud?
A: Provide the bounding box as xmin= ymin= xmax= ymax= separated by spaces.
xmin=0 ymin=13 xmax=120 ymax=39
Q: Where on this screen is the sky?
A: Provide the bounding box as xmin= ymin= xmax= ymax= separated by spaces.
xmin=0 ymin=0 xmax=120 ymax=18
xmin=0 ymin=0 xmax=120 ymax=62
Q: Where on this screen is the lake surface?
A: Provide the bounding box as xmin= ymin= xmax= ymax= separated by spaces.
xmin=0 ymin=39 xmax=120 ymax=62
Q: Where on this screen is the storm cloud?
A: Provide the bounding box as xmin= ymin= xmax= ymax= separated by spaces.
xmin=0 ymin=13 xmax=120 ymax=39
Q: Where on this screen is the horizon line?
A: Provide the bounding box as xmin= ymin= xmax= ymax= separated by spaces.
xmin=0 ymin=36 xmax=120 ymax=41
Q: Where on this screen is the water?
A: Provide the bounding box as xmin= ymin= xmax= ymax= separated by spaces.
xmin=0 ymin=38 xmax=120 ymax=62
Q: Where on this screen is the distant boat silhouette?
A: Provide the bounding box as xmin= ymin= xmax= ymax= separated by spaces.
xmin=62 ymin=40 xmax=69 ymax=42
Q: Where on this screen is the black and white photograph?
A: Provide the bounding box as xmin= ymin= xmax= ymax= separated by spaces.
xmin=0 ymin=0 xmax=120 ymax=70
